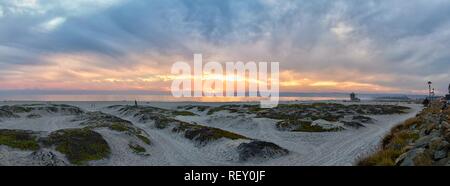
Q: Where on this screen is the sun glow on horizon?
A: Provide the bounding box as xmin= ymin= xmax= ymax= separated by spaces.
xmin=0 ymin=51 xmax=406 ymax=92
xmin=0 ymin=52 xmax=409 ymax=94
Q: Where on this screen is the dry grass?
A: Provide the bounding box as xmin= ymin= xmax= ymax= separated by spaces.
xmin=359 ymin=130 xmax=419 ymax=166
xmin=358 ymin=115 xmax=426 ymax=165
xmin=358 ymin=148 xmax=404 ymax=166
xmin=358 ymin=101 xmax=447 ymax=166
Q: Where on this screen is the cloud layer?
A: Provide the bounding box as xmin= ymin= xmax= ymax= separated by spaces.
xmin=1 ymin=0 xmax=450 ymax=94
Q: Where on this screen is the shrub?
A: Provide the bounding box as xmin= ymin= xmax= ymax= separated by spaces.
xmin=172 ymin=122 xmax=249 ymax=144
xmin=136 ymin=134 xmax=151 ymax=145
xmin=172 ymin=111 xmax=197 ymax=116
xmin=129 ymin=143 xmax=146 ymax=154
xmin=43 ymin=128 xmax=110 ymax=165
xmin=0 ymin=129 xmax=39 ymax=151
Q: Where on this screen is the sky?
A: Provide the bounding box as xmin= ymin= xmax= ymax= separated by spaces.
xmin=1 ymin=0 xmax=450 ymax=95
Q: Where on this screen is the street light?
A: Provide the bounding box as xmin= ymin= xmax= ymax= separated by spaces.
xmin=428 ymin=81 xmax=432 ymax=100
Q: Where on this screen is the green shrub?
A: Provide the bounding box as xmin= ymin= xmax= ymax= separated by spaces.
xmin=129 ymin=143 xmax=146 ymax=154
xmin=136 ymin=134 xmax=151 ymax=145
xmin=0 ymin=129 xmax=39 ymax=150
xmin=172 ymin=111 xmax=197 ymax=116
xmin=109 ymin=122 xmax=131 ymax=132
xmin=173 ymin=122 xmax=249 ymax=144
xmin=43 ymin=128 xmax=110 ymax=165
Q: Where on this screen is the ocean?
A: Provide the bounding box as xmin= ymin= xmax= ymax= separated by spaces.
xmin=0 ymin=92 xmax=426 ymax=102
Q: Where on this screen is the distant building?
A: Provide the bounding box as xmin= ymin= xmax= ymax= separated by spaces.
xmin=350 ymin=92 xmax=361 ymax=102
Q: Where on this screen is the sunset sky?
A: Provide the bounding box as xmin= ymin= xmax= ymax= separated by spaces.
xmin=1 ymin=0 xmax=450 ymax=95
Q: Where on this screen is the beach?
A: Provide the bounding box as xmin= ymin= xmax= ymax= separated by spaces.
xmin=0 ymin=100 xmax=422 ymax=166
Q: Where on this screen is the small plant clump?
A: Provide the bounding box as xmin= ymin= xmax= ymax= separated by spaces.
xmin=0 ymin=129 xmax=40 ymax=151
xmin=172 ymin=122 xmax=249 ymax=145
xmin=26 ymin=114 xmax=42 ymax=119
xmin=181 ymin=105 xmax=211 ymax=112
xmin=0 ymin=109 xmax=20 ymax=119
xmin=129 ymin=143 xmax=147 ymax=155
xmin=76 ymin=111 xmax=151 ymax=145
xmin=136 ymin=134 xmax=151 ymax=145
xmin=276 ymin=120 xmax=342 ymax=132
xmin=0 ymin=104 xmax=84 ymax=117
xmin=110 ymin=105 xmax=251 ymax=145
xmin=109 ymin=122 xmax=132 ymax=132
xmin=294 ymin=123 xmax=343 ymax=132
xmin=237 ymin=140 xmax=289 ymax=161
xmin=172 ymin=110 xmax=197 ymax=116
xmin=207 ymin=105 xmax=241 ymax=115
xmin=42 ymin=128 xmax=111 ymax=165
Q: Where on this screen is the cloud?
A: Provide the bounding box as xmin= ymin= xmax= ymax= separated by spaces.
xmin=1 ymin=0 xmax=450 ymax=94
xmin=0 ymin=0 xmax=42 ymax=15
xmin=35 ymin=16 xmax=66 ymax=32
xmin=0 ymin=0 xmax=127 ymax=16
xmin=331 ymin=22 xmax=354 ymax=40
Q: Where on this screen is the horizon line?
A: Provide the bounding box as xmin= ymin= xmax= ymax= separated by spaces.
xmin=0 ymin=89 xmax=428 ymax=96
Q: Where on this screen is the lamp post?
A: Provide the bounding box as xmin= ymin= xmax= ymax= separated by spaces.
xmin=448 ymin=83 xmax=450 ymax=95
xmin=428 ymin=81 xmax=432 ymax=100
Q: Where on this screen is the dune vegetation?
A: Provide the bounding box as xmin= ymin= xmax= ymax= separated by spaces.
xmin=358 ymin=102 xmax=449 ymax=166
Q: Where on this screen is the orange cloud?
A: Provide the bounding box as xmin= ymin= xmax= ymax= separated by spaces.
xmin=278 ymin=70 xmax=400 ymax=93
xmin=0 ymin=52 xmax=406 ymax=94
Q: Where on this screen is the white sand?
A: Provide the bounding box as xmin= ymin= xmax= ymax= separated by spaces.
xmin=0 ymin=101 xmax=422 ymax=166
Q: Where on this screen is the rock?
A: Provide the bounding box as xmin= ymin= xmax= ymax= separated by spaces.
xmin=435 ymin=157 xmax=450 ymax=166
xmin=444 ymin=129 xmax=450 ymax=141
xmin=433 ymin=150 xmax=447 ymax=160
xmin=430 ymin=138 xmax=449 ymax=151
xmin=395 ymin=152 xmax=408 ymax=165
xmin=414 ymin=136 xmax=432 ymax=148
xmin=403 ymin=144 xmax=415 ymax=152
xmin=424 ymin=124 xmax=437 ymax=135
xmin=429 ymin=138 xmax=449 ymax=161
xmin=429 ymin=130 xmax=441 ymax=138
xmin=237 ymin=141 xmax=289 ymax=161
xmin=400 ymin=148 xmax=425 ymax=166
xmin=28 ymin=150 xmax=68 ymax=166
xmin=441 ymin=121 xmax=450 ymax=130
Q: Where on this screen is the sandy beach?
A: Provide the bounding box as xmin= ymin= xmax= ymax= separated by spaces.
xmin=0 ymin=100 xmax=422 ymax=166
